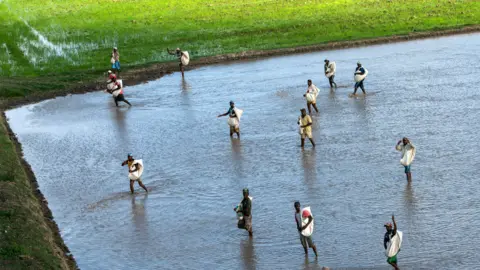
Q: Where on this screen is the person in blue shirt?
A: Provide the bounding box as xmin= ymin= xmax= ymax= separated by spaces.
xmin=353 ymin=62 xmax=367 ymax=95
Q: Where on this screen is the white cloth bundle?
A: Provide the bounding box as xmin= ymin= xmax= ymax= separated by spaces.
xmin=181 ymin=51 xmax=190 ymax=65
xmin=227 ymin=108 xmax=243 ymax=127
xmin=128 ymin=159 xmax=144 ymax=181
xmin=354 ymin=68 xmax=368 ymax=82
xmin=301 ymin=206 xmax=314 ymax=237
xmin=385 ymin=231 xmax=403 ymax=257
xmin=397 ymin=143 xmax=416 ymax=166
xmin=325 ymin=62 xmax=336 ymax=78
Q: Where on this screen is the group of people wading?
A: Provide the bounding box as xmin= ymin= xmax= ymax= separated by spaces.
xmin=105 ymin=48 xmax=415 ymax=269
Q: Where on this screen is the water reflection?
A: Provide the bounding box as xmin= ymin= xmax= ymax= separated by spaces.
xmin=301 ymin=149 xmax=317 ymax=186
xmin=111 ymin=107 xmax=130 ymax=144
xmin=240 ymin=238 xmax=256 ymax=270
xmin=131 ymin=194 xmax=148 ymax=233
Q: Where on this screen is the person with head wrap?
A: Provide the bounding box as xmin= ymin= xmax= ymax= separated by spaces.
xmin=121 ymin=153 xmax=147 ymax=194
xmin=234 ymin=188 xmax=253 ymax=236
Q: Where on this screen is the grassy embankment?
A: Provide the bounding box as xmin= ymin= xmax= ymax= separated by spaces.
xmin=0 ymin=0 xmax=479 ymax=99
xmin=0 ymin=113 xmax=75 ymax=269
xmin=0 ymin=0 xmax=478 ymax=268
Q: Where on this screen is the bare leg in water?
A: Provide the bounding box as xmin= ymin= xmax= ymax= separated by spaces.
xmin=137 ymin=179 xmax=148 ymax=192
xmin=130 ymin=180 xmax=135 ymax=194
xmin=389 ymin=262 xmax=399 ymax=270
xmin=307 ymin=103 xmax=318 ymax=114
xmin=180 ymin=63 xmax=184 ymax=77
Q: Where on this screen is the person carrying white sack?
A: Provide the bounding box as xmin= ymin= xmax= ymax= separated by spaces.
xmin=384 ymin=215 xmax=402 ymax=270
xmin=353 ymin=61 xmax=368 ymax=95
xmin=121 ymin=153 xmax=148 ymax=194
xmin=167 ymin=47 xmax=189 ymax=77
xmin=396 ymin=137 xmax=416 ymax=182
xmin=217 ymin=101 xmax=243 ymax=139
xmin=324 ymin=59 xmax=337 ymax=88
xmin=294 ymin=201 xmax=318 ymax=257
xmin=304 ymin=79 xmax=319 ymax=115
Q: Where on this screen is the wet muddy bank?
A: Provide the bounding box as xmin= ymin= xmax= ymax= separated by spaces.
xmin=1 ymin=25 xmax=479 ymax=111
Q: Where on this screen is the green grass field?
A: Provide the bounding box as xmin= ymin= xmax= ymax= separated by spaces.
xmin=0 ymin=0 xmax=479 ymax=97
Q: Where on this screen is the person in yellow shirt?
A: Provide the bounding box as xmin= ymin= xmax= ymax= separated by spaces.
xmin=298 ymin=109 xmax=315 ymax=148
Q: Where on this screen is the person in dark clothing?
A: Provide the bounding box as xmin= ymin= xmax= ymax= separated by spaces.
xmin=324 ymin=59 xmax=337 ymax=88
xmin=353 ymin=62 xmax=367 ymax=95
xmin=235 ymin=188 xmax=252 ymax=237
xmin=384 ymin=215 xmax=399 ymax=270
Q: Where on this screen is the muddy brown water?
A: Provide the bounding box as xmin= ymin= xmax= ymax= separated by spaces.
xmin=6 ymin=33 xmax=480 ymax=270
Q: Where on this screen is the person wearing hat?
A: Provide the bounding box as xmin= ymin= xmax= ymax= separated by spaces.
xmin=111 ymin=47 xmax=120 ymax=75
xmin=353 ymin=61 xmax=367 ymax=95
xmin=121 ymin=153 xmax=148 ymax=194
xmin=217 ymin=101 xmax=241 ymax=138
xmin=298 ymin=108 xmax=315 ymax=148
xmin=324 ymin=59 xmax=337 ymax=88
xmin=294 ymin=201 xmax=318 ymax=257
xmin=384 ymin=215 xmax=400 ymax=270
xmin=235 ymin=188 xmax=253 ymax=236
xmin=167 ymin=47 xmax=187 ymax=77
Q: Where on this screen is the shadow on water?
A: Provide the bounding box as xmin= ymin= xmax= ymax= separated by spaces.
xmin=240 ymin=238 xmax=256 ymax=270
xmin=403 ymin=182 xmax=417 ymax=227
xmin=131 ymin=193 xmax=148 ymax=234
xmin=301 ymin=149 xmax=317 ymax=187
xmin=231 ymin=138 xmax=244 ymax=178
xmin=111 ymin=107 xmax=131 ymax=145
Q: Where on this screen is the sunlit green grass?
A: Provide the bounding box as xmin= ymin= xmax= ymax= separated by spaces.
xmin=0 ymin=0 xmax=478 ymax=96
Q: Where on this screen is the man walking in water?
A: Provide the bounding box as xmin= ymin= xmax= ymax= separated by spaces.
xmin=353 ymin=62 xmax=367 ymax=95
xmin=217 ymin=101 xmax=241 ymax=138
xmin=167 ymin=47 xmax=188 ymax=77
xmin=235 ymin=188 xmax=253 ymax=237
xmin=304 ymin=80 xmax=319 ymax=114
xmin=294 ymin=201 xmax=318 ymax=257
xmin=324 ymin=59 xmax=337 ymax=88
xmin=396 ymin=137 xmax=416 ymax=182
xmin=122 ymin=154 xmax=148 ymax=194
xmin=298 ymin=109 xmax=315 ymax=148
xmin=107 ymin=77 xmax=132 ymax=107
xmin=384 ymin=215 xmax=401 ymax=270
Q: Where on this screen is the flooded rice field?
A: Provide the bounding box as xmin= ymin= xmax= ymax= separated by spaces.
xmin=6 ymin=33 xmax=480 ymax=269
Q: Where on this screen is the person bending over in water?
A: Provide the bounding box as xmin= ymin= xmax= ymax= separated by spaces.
xmin=217 ymin=101 xmax=241 ymax=138
xmin=353 ymin=62 xmax=367 ymax=95
xmin=167 ymin=47 xmax=187 ymax=77
xmin=304 ymin=80 xmax=319 ymax=115
xmin=121 ymin=154 xmax=148 ymax=194
xmin=235 ymin=188 xmax=253 ymax=237
xmin=107 ymin=77 xmax=131 ymax=107
xmin=298 ymin=109 xmax=315 ymax=148
xmin=294 ymin=201 xmax=318 ymax=257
